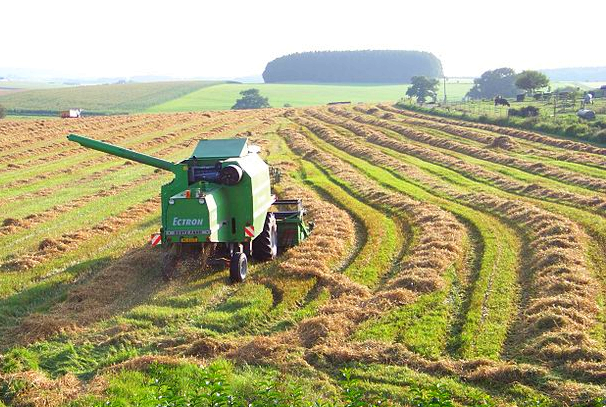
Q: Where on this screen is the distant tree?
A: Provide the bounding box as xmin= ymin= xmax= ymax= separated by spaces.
xmin=0 ymin=104 xmax=5 ymax=119
xmin=466 ymin=67 xmax=518 ymax=99
xmin=231 ymin=89 xmax=270 ymax=110
xmin=406 ymin=76 xmax=439 ymax=104
xmin=515 ymin=70 xmax=550 ymax=95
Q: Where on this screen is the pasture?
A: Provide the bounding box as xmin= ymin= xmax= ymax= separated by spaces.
xmin=1 ymin=104 xmax=606 ymax=405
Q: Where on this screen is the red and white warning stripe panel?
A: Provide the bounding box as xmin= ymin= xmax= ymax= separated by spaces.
xmin=244 ymin=225 xmax=255 ymax=238
xmin=150 ymin=233 xmax=162 ymax=246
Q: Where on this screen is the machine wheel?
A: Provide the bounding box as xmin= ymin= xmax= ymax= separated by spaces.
xmin=229 ymin=252 xmax=247 ymax=283
xmin=252 ymin=213 xmax=278 ymax=261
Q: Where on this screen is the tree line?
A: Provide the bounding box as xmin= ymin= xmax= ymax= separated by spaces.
xmin=466 ymin=68 xmax=550 ymax=99
xmin=263 ymin=50 xmax=443 ymax=83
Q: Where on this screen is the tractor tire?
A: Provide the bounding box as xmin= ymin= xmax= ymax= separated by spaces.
xmin=252 ymin=213 xmax=278 ymax=261
xmin=230 ymin=252 xmax=247 ymax=283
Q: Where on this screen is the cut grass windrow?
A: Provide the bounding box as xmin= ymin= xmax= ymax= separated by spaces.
xmin=338 ymin=106 xmax=606 ymax=195
xmin=300 ymin=110 xmax=606 ymax=372
xmin=385 ymin=104 xmax=606 ymax=156
xmin=378 ymin=104 xmax=606 ymax=172
xmin=0 ymin=114 xmax=263 ymax=231
xmin=292 ymin=113 xmax=520 ymax=359
xmin=279 ymin=125 xmax=466 ymax=357
xmin=310 ymin=108 xmax=606 ymax=216
xmin=298 ymin=161 xmax=402 ymax=288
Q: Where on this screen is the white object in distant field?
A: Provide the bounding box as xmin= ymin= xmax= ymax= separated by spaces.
xmin=69 ymin=109 xmax=82 ymax=118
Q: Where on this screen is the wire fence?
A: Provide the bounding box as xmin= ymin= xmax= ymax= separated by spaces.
xmin=401 ymin=95 xmax=606 ymax=122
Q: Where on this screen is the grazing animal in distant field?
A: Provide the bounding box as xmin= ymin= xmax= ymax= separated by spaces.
xmin=494 ymin=96 xmax=510 ymax=107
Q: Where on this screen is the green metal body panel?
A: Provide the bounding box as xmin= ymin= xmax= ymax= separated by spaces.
xmin=67 ymin=134 xmax=275 ymax=245
xmin=191 ymin=138 xmax=248 ymax=159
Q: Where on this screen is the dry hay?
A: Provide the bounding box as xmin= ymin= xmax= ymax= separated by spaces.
xmin=487 ymin=135 xmax=517 ymax=150
xmin=1 ymin=197 xmax=160 ymax=272
xmin=295 ymin=110 xmax=605 ymax=365
xmin=380 ymin=104 xmax=606 ymax=157
xmin=281 ymin=125 xmax=464 ymax=302
xmin=318 ymin=108 xmax=606 ymax=211
xmin=0 ymin=370 xmax=82 ymax=407
xmin=15 ymin=245 xmax=163 ymax=344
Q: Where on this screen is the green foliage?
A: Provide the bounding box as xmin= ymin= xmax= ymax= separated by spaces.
xmin=263 ymin=50 xmax=443 ymax=83
xmin=408 ymin=384 xmax=455 ymax=406
xmin=509 ymin=106 xmax=540 ymax=117
xmin=466 ymin=67 xmax=518 ymax=99
xmin=406 ymin=76 xmax=440 ymax=104
xmin=0 ymin=103 xmax=5 ymax=119
xmin=231 ymin=88 xmax=271 ymax=110
xmin=0 ymin=347 xmax=39 ymax=373
xmin=93 ymin=363 xmax=381 ymax=406
xmin=515 ymin=70 xmax=550 ymax=94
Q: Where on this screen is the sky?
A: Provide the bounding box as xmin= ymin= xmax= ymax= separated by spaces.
xmin=2 ymin=0 xmax=605 ymax=80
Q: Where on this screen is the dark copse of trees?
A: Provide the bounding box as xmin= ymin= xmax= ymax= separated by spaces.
xmin=231 ymin=89 xmax=271 ymax=110
xmin=263 ymin=50 xmax=443 ymax=83
xmin=0 ymin=104 xmax=5 ymax=119
xmin=466 ymin=68 xmax=518 ymax=99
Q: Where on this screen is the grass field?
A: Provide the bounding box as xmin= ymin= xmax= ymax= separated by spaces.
xmin=147 ymin=81 xmax=474 ymax=112
xmin=1 ymin=103 xmax=606 ymax=405
xmin=0 ymin=81 xmax=220 ymax=114
xmin=0 ymin=80 xmax=473 ymax=115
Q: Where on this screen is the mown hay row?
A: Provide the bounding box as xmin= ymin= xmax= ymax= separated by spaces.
xmin=310 ymin=340 xmax=605 ymax=404
xmin=380 ymin=104 xmax=606 ymax=156
xmin=0 ymin=167 xmax=166 ymax=236
xmin=293 ymin=113 xmax=524 ymax=358
xmin=296 ymin=112 xmax=605 ymax=370
xmin=0 ymin=113 xmax=195 ymax=165
xmin=335 ymin=107 xmax=606 ymax=194
xmin=281 ymin=124 xmax=465 ymax=309
xmin=310 ymin=109 xmax=606 ymax=212
xmin=0 ymin=196 xmax=160 ymax=271
xmin=377 ymin=104 xmax=606 ymax=168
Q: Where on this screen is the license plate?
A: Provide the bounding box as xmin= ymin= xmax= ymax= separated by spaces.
xmin=181 ymin=237 xmax=198 ymax=243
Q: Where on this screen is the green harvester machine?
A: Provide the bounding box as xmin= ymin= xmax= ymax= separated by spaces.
xmin=67 ymin=134 xmax=312 ymax=282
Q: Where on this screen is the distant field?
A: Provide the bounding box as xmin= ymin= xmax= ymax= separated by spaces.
xmin=147 ymin=81 xmax=474 ymax=112
xmin=0 ymin=81 xmax=220 ymax=114
xmin=0 ymin=81 xmax=72 ymax=90
xmin=2 ymin=79 xmax=602 ymax=115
